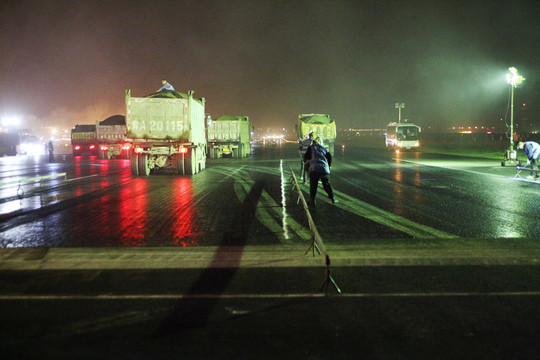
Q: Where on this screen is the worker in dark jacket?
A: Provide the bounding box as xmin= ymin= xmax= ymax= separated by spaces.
xmin=303 ymin=139 xmax=336 ymax=205
xmin=299 ymin=132 xmax=315 ymax=183
xmin=518 ymin=141 xmax=540 ymax=179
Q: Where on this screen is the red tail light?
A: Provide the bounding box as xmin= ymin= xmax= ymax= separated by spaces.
xmin=179 ymin=146 xmax=188 ymax=153
xmin=135 ymin=147 xmax=143 ymax=153
xmin=74 ymin=145 xmax=81 ymax=150
xmin=89 ymin=145 xmax=95 ymax=150
xmin=121 ymin=144 xmax=131 ymax=151
xmin=100 ymin=145 xmax=108 ymax=151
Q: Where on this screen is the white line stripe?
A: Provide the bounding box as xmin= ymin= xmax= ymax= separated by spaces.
xmin=395 ymin=158 xmax=510 ymax=178
xmin=1 ymin=291 xmax=539 ymax=300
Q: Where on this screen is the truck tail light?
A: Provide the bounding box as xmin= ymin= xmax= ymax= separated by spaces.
xmin=179 ymin=146 xmax=188 ymax=153
xmin=100 ymin=145 xmax=108 ymax=151
xmin=74 ymin=145 xmax=81 ymax=150
xmin=122 ymin=144 xmax=131 ymax=151
xmin=135 ymin=147 xmax=143 ymax=153
xmin=89 ymin=144 xmax=95 ymax=150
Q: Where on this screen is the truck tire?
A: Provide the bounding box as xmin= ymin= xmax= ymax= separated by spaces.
xmin=176 ymin=149 xmax=194 ymax=175
xmin=191 ymin=148 xmax=198 ymax=174
xmin=176 ymin=153 xmax=185 ymax=175
xmin=238 ymin=144 xmax=243 ymax=158
xmin=138 ymin=154 xmax=151 ymax=176
xmin=130 ymin=154 xmax=139 ymax=175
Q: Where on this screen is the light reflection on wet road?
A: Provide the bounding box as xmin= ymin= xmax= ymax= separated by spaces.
xmin=1 ymin=143 xmax=540 ymax=248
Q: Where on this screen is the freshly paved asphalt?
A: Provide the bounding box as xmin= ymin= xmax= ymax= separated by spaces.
xmin=1 ymin=148 xmax=540 ymax=359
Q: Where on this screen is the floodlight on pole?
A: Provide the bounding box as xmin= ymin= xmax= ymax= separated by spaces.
xmin=395 ymin=103 xmax=405 ymax=123
xmin=502 ymin=66 xmax=525 ymax=166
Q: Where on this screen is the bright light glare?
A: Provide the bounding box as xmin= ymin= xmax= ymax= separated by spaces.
xmin=506 ymin=66 xmax=525 ymax=87
xmin=19 ymin=142 xmax=45 ymax=156
xmin=1 ymin=116 xmax=21 ymax=127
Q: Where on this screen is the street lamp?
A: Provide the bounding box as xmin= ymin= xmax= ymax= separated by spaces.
xmin=395 ymin=103 xmax=405 ymax=123
xmin=502 ymin=67 xmax=525 ymax=166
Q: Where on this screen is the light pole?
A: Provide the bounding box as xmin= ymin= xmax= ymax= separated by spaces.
xmin=503 ymin=67 xmax=525 ymax=166
xmin=395 ymin=103 xmax=405 ymax=123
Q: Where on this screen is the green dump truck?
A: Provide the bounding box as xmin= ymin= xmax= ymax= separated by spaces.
xmin=96 ymin=115 xmax=130 ymax=159
xmin=71 ymin=124 xmax=98 ymax=156
xmin=296 ymin=114 xmax=337 ymax=155
xmin=125 ymin=89 xmax=207 ymax=176
xmin=207 ymin=115 xmax=252 ymax=158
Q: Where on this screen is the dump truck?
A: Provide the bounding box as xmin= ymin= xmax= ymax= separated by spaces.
xmin=96 ymin=115 xmax=130 ymax=159
xmin=125 ymin=89 xmax=207 ymax=176
xmin=207 ymin=115 xmax=252 ymax=158
xmin=71 ymin=124 xmax=98 ymax=156
xmin=296 ymin=114 xmax=337 ymax=155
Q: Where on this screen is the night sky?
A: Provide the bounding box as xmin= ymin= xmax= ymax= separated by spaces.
xmin=1 ymin=0 xmax=539 ymax=132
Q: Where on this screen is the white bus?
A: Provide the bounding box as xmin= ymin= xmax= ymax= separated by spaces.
xmin=385 ymin=122 xmax=421 ymax=150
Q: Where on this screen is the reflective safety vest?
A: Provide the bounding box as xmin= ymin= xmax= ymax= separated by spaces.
xmin=308 ymin=144 xmax=330 ymax=174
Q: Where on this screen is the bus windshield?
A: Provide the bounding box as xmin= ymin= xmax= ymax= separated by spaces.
xmin=397 ymin=126 xmax=419 ymax=140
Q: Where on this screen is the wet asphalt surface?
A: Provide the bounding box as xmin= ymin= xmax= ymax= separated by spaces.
xmin=1 ymin=143 xmax=540 ymax=359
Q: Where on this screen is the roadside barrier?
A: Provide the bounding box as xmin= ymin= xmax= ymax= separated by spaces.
xmin=290 ymin=167 xmax=341 ymax=295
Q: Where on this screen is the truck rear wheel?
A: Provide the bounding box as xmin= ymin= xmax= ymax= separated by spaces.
xmin=189 ymin=148 xmax=197 ymax=174
xmin=176 ymin=153 xmax=185 ymax=175
xmin=138 ymin=154 xmax=151 ymax=176
xmin=130 ymin=154 xmax=139 ymax=175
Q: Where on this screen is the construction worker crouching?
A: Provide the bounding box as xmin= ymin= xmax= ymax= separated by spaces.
xmin=517 ymin=141 xmax=540 ymax=179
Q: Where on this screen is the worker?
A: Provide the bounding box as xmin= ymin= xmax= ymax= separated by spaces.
xmin=303 ymin=139 xmax=336 ymax=206
xmin=517 ymin=141 xmax=540 ymax=179
xmin=48 ymin=139 xmax=54 ymax=162
xmin=299 ymin=132 xmax=315 ymax=183
xmin=157 ymin=79 xmax=175 ymax=92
